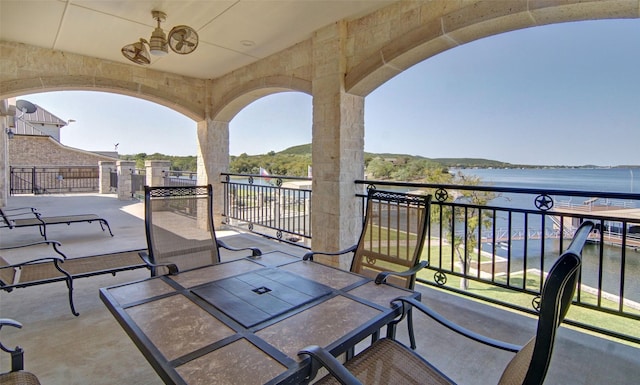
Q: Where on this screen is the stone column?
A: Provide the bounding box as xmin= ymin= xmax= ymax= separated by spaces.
xmin=197 ymin=119 xmax=229 ymax=226
xmin=311 ymin=22 xmax=365 ymax=270
xmin=0 ymin=108 xmax=9 ymax=207
xmin=145 ymin=160 xmax=171 ymax=187
xmin=116 ymin=160 xmax=135 ymax=201
xmin=98 ymin=161 xmax=116 ymax=194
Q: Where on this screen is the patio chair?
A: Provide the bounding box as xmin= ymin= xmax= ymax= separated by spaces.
xmin=303 ymin=189 xmax=432 ymax=349
xmin=299 ymin=220 xmax=595 ymax=385
xmin=140 ymin=185 xmax=262 ymax=276
xmin=0 ymin=319 xmax=41 ymax=385
xmin=0 ymin=206 xmax=113 ymax=240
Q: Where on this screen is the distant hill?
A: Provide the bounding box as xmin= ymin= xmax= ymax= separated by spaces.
xmin=279 ymin=143 xmax=312 ymax=155
xmin=431 ymin=158 xmax=512 ymax=168
xmin=277 ymin=143 xmax=513 ymax=169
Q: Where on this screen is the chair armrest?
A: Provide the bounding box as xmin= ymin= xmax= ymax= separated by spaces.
xmin=216 ymin=240 xmax=262 ymax=257
xmin=375 ymin=260 xmax=429 ymax=284
xmin=298 ymin=345 xmax=363 ymax=385
xmin=1 ymin=211 xmax=41 ymax=219
xmin=0 ymin=239 xmax=64 ymax=252
xmin=392 ymin=296 xmax=521 ymax=352
xmin=1 ymin=256 xmax=66 ymax=270
xmin=0 ymin=318 xmax=25 ymax=371
xmin=2 ymin=207 xmax=37 ymax=213
xmin=0 ymin=318 xmax=22 ymax=330
xmin=302 ymin=245 xmax=357 ymax=261
xmin=138 ymin=251 xmax=179 ymax=275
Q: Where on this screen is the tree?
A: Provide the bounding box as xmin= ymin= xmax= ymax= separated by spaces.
xmin=367 ymin=157 xmax=395 ymax=179
xmin=422 ymin=169 xmax=495 ymax=290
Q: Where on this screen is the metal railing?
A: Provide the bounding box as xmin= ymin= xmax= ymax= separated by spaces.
xmin=131 ymin=168 xmax=146 ymax=198
xmin=219 ymin=173 xmax=640 ymax=343
xmin=10 ymin=166 xmax=99 ymax=194
xmin=109 ymin=169 xmax=118 ymax=190
xmin=355 ymin=179 xmax=640 ymax=344
xmin=221 ymin=173 xmax=312 ymax=247
xmin=163 ymin=170 xmax=198 ymax=187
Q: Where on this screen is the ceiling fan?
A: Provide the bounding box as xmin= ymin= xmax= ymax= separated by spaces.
xmin=121 ymin=11 xmax=199 ymax=65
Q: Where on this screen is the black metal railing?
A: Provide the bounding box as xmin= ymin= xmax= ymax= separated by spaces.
xmin=219 ymin=173 xmax=639 ymax=343
xmin=163 ymin=170 xmax=198 ymax=187
xmin=10 ymin=166 xmax=99 ymax=194
xmin=221 ymin=173 xmax=312 ymax=247
xmin=109 ymin=169 xmax=118 ymax=190
xmin=355 ymin=179 xmax=640 ymax=344
xmin=131 ymin=168 xmax=146 ymax=198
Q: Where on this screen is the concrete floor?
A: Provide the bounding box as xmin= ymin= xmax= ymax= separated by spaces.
xmin=1 ymin=194 xmax=638 ymax=384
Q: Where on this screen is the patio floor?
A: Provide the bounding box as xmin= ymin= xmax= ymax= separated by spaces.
xmin=1 ymin=194 xmax=638 ymax=384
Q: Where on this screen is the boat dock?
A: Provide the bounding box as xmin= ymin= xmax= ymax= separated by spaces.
xmin=554 ymin=201 xmax=640 ymax=250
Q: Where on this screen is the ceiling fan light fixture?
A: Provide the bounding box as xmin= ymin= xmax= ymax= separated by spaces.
xmin=121 ymin=10 xmax=197 ymax=65
xmin=149 ymin=27 xmax=168 ymax=56
xmin=149 ymin=10 xmax=168 ymax=56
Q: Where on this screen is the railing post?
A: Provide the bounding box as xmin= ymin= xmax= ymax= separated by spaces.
xmin=116 ymin=161 xmax=135 ymax=200
xmin=145 ymin=160 xmax=171 ymax=187
xmin=31 ymin=166 xmax=36 ymax=194
xmin=99 ymin=161 xmax=116 ymax=194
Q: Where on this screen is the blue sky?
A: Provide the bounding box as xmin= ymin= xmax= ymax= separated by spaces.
xmin=22 ymin=18 xmax=639 ymax=167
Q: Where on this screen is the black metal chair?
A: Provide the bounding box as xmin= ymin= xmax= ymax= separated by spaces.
xmin=304 ymin=189 xmax=432 ymax=349
xmin=139 ymin=185 xmax=262 ymax=276
xmin=0 ymin=319 xmax=41 ymax=385
xmin=299 ymin=220 xmax=595 ymax=385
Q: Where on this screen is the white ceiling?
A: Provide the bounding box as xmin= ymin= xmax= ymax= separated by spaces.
xmin=0 ymin=0 xmax=394 ymax=79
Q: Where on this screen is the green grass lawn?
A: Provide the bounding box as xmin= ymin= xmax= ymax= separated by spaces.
xmin=415 ymin=266 xmax=640 ymax=346
xmin=359 ymin=229 xmax=639 ymax=346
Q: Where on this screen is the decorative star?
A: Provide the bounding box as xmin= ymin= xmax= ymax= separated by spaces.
xmin=535 ymin=194 xmax=554 ymax=211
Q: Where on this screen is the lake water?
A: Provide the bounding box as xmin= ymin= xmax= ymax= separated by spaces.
xmin=452 ymin=167 xmax=638 ymax=194
xmin=450 ymin=167 xmax=640 ymax=306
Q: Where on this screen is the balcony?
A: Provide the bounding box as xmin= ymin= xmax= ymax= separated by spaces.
xmin=1 ymin=184 xmax=639 ymax=384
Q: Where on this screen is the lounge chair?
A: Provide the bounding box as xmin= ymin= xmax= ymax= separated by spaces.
xmin=0 ymin=207 xmax=113 ymax=240
xmin=0 ymin=241 xmax=147 ymax=316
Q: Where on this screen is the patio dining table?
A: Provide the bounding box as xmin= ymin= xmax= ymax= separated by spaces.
xmin=99 ymin=251 xmax=420 ymax=385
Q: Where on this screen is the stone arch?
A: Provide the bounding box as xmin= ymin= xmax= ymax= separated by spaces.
xmin=345 ymin=0 xmax=639 ymax=96
xmin=0 ymin=42 xmax=207 ymax=121
xmin=210 ymin=75 xmax=312 ymax=123
xmin=2 ymin=79 xmax=204 ymax=121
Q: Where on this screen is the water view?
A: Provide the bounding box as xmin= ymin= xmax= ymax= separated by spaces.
xmin=453 ymin=167 xmax=640 ymax=307
xmin=454 ymin=167 xmax=638 ymax=194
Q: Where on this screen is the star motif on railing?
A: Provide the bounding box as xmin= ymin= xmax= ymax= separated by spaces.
xmin=534 ymin=194 xmax=554 ymax=211
xmin=435 ymin=188 xmax=448 ymax=202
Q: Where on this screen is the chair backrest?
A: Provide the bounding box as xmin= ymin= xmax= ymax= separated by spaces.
xmin=144 ymin=185 xmax=221 ymax=275
xmin=352 ymin=189 xmax=431 ymax=289
xmin=0 ymin=256 xmax=17 ymax=286
xmin=498 ymin=220 xmax=594 ymax=385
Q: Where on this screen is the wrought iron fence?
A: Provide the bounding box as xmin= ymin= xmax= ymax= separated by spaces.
xmin=218 ymin=172 xmax=640 ymax=343
xmin=355 ymin=179 xmax=640 ymax=344
xmin=109 ymin=169 xmax=118 ymax=190
xmin=163 ymin=170 xmax=198 ymax=187
xmin=9 ymin=166 xmax=99 ymax=194
xmin=221 ymin=173 xmax=312 ymax=247
xmin=131 ymin=168 xmax=146 ymax=198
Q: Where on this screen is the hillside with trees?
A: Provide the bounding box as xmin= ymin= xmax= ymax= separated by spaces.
xmin=121 ymin=144 xmax=515 ymax=181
